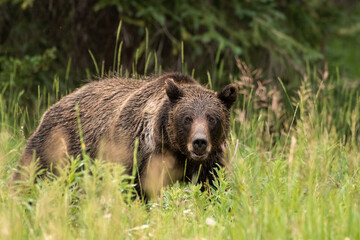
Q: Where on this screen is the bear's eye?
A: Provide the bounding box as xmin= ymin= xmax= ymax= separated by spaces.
xmin=184 ymin=116 xmax=193 ymax=125
xmin=207 ymin=116 xmax=216 ymax=125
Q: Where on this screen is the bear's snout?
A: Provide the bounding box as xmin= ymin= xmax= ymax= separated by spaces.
xmin=192 ymin=136 xmax=208 ymax=155
xmin=187 ymin=119 xmax=212 ymax=161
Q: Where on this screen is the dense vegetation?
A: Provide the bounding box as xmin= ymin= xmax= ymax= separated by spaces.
xmin=1 ymin=0 xmax=360 ymax=239
xmin=1 ymin=0 xmax=360 ymax=103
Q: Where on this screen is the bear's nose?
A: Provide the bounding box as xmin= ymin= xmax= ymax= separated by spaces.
xmin=192 ymin=137 xmax=208 ymax=155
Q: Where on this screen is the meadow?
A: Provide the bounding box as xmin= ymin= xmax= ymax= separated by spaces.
xmin=1 ymin=45 xmax=360 ymax=239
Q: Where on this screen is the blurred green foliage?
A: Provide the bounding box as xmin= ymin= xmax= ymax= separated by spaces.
xmin=0 ymin=47 xmax=56 ymax=103
xmin=0 ymin=0 xmax=359 ymax=106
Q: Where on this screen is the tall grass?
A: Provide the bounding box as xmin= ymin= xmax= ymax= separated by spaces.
xmin=1 ymin=38 xmax=360 ymax=239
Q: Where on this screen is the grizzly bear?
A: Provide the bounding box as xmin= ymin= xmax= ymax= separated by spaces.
xmin=12 ymin=72 xmax=237 ymax=198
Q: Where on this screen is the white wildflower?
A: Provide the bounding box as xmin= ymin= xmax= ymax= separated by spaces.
xmin=205 ymin=217 xmax=216 ymax=226
xmin=129 ymin=225 xmax=149 ymax=231
xmin=183 ymin=209 xmax=192 ymax=214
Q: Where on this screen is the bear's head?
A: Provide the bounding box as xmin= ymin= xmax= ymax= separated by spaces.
xmin=165 ymin=79 xmax=237 ymax=161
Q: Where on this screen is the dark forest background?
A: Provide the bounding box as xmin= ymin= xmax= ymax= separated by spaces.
xmin=1 ymin=0 xmax=360 ymax=106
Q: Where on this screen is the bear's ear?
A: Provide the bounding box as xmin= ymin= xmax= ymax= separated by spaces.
xmin=218 ymin=84 xmax=237 ymax=109
xmin=165 ymin=79 xmax=184 ymax=103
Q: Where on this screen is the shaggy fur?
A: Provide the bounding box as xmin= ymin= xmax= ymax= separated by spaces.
xmin=12 ymin=73 xmax=237 ymax=198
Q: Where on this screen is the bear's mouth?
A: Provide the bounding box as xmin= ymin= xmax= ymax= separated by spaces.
xmin=190 ymin=152 xmax=209 ymax=161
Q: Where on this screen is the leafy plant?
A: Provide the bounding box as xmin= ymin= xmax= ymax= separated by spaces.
xmin=0 ymin=47 xmax=57 ymax=105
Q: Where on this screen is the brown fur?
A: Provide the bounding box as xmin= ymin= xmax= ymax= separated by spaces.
xmin=142 ymin=150 xmax=183 ymax=198
xmin=12 ymin=73 xmax=237 ymax=198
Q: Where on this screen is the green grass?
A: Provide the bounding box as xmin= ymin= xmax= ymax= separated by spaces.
xmin=1 ymin=40 xmax=360 ymax=238
xmin=0 ymin=70 xmax=359 ymax=239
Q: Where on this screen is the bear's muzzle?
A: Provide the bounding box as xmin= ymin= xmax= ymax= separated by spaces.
xmin=187 ymin=119 xmax=212 ymax=161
